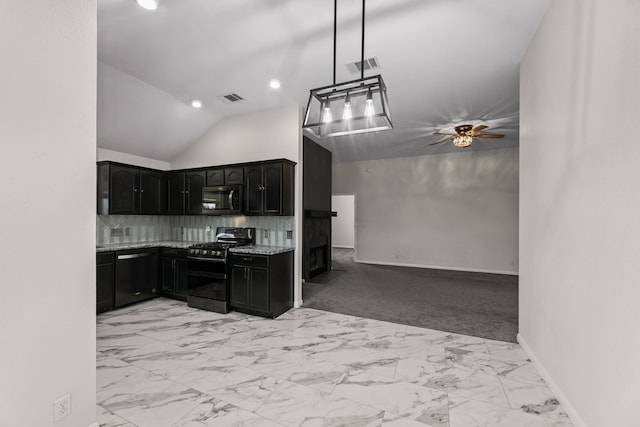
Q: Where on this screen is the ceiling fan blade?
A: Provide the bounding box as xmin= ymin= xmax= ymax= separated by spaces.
xmin=470 ymin=125 xmax=488 ymax=134
xmin=433 ymin=132 xmax=457 ymax=136
xmin=474 ymin=134 xmax=504 ymax=138
xmin=430 ymin=137 xmax=454 ymax=146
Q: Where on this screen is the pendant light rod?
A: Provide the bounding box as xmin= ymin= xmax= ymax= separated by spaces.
xmin=361 ymin=0 xmax=365 ymax=80
xmin=333 ymin=0 xmax=337 ymax=86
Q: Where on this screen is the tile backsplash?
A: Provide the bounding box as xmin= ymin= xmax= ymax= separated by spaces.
xmin=97 ymin=215 xmax=295 ymax=247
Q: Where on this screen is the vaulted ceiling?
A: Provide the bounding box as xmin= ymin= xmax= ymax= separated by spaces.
xmin=98 ymin=0 xmax=550 ymax=163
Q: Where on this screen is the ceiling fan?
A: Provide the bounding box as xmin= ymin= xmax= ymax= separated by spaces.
xmin=431 ymin=124 xmax=504 ymax=148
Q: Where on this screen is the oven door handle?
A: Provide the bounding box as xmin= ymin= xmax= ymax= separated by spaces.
xmin=187 ymin=256 xmax=226 ymax=263
xmin=228 ymin=190 xmax=234 ymax=211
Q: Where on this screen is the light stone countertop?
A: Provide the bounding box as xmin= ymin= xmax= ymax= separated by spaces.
xmin=96 ymin=241 xmax=294 ymax=255
xmin=96 ymin=240 xmax=194 ymax=253
xmin=229 ymin=245 xmax=295 ymax=256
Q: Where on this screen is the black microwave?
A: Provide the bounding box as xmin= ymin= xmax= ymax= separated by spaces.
xmin=202 ymin=185 xmax=242 ymax=215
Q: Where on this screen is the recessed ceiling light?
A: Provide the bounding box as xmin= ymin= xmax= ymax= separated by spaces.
xmin=191 ymin=99 xmax=202 ymax=108
xmin=269 ymin=79 xmax=281 ymax=89
xmin=136 ymin=0 xmax=158 ymax=11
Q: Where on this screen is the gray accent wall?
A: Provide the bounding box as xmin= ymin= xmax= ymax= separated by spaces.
xmin=332 ymin=147 xmax=519 ymax=274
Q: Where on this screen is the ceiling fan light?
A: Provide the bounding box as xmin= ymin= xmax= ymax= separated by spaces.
xmin=453 ymin=135 xmax=473 ymax=148
xmin=136 ymin=0 xmax=158 ymax=11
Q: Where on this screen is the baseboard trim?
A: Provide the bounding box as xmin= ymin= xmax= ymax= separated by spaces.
xmin=332 ymin=245 xmax=354 ymax=249
xmin=88 ymin=422 xmax=100 ymax=427
xmin=517 ymin=333 xmax=587 ymax=427
xmin=354 ymin=258 xmax=518 ymax=276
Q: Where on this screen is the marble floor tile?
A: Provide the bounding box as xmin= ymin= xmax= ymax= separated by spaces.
xmin=97 ymin=404 xmax=136 ymax=427
xmin=395 ymin=359 xmax=510 ymax=408
xmin=256 ymin=381 xmax=384 ymax=427
xmin=173 ymin=396 xmax=284 ymax=426
xmin=205 ymin=373 xmax=284 ymax=412
xmin=333 ymin=371 xmax=449 ymax=426
xmin=501 ymin=378 xmax=570 ymax=422
xmin=445 ymin=347 xmax=545 ymax=385
xmin=448 ymin=394 xmax=573 ymax=427
xmin=96 ymin=299 xmax=573 ymax=427
xmin=98 ymin=368 xmax=204 ymax=427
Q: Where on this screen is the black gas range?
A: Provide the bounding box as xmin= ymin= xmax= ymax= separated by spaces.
xmin=186 ymin=227 xmax=255 ymax=313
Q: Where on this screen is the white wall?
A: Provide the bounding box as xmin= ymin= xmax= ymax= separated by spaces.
xmin=333 ymin=148 xmax=519 ymax=274
xmin=97 ymin=147 xmax=170 ymax=170
xmin=519 ymin=1 xmax=640 ymax=425
xmin=0 ymin=1 xmax=97 ymax=427
xmin=331 ymin=195 xmax=355 ymax=248
xmin=171 ymin=105 xmax=300 ymax=169
xmin=170 ymin=104 xmax=305 ymax=306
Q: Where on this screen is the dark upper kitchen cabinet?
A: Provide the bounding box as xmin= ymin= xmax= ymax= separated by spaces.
xmin=245 ymin=161 xmax=295 ymax=216
xmin=97 ymin=162 xmax=165 ymax=215
xmin=167 ymin=170 xmax=205 ymax=214
xmin=229 ymin=251 xmax=293 ymax=318
xmin=96 ymin=251 xmax=115 ymax=314
xmin=206 ymin=167 xmax=244 ymax=186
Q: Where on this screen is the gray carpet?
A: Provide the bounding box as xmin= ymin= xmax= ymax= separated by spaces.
xmin=303 ymin=248 xmax=518 ymax=342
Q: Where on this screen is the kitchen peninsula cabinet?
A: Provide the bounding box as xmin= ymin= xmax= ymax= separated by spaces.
xmin=96 ymin=252 xmax=115 ymax=314
xmin=229 ymin=250 xmax=293 ymax=318
xmin=167 ymin=170 xmax=205 ymax=214
xmin=97 ymin=162 xmax=164 ymax=215
xmin=245 ymin=161 xmax=295 ymax=216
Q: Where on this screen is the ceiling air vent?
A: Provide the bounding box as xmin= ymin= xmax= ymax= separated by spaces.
xmin=346 ymin=56 xmax=380 ymax=75
xmin=218 ymin=93 xmax=244 ymax=103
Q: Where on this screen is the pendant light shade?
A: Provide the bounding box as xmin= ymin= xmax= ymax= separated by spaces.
xmin=303 ymin=75 xmax=392 ymax=137
xmin=303 ymin=0 xmax=392 ymax=138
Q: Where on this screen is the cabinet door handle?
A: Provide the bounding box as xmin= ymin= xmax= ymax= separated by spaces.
xmin=140 ymin=189 xmax=144 ymax=193
xmin=244 ymin=267 xmax=247 ymax=279
xmin=134 ymin=292 xmax=141 ymax=296
xmin=134 ymin=188 xmax=138 ymax=192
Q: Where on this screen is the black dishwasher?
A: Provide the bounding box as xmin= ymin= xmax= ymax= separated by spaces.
xmin=115 ymin=248 xmax=158 ymax=307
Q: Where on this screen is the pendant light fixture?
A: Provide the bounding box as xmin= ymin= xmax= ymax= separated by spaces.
xmin=302 ymin=0 xmax=392 ymax=138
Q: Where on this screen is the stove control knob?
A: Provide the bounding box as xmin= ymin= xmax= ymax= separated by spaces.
xmin=202 ymin=250 xmax=209 ymax=256
xmin=194 ymin=249 xmax=200 ymax=255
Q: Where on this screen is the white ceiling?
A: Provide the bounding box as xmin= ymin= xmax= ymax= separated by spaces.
xmin=98 ymin=0 xmax=550 ymax=163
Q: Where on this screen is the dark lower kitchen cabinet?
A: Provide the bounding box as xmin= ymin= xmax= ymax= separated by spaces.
xmin=167 ymin=170 xmax=205 ymax=214
xmin=229 ymin=251 xmax=293 ymax=318
xmin=115 ymin=248 xmax=158 ymax=307
xmin=97 ymin=162 xmax=165 ymax=215
xmin=160 ymin=248 xmax=188 ymax=301
xmin=96 ymin=252 xmax=115 ymax=314
xmin=245 ymin=161 xmax=295 ymax=216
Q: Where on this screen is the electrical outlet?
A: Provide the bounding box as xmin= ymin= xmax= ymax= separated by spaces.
xmin=264 ymin=229 xmax=269 ymax=239
xmin=110 ymin=227 xmax=124 ymax=237
xmin=286 ymin=230 xmax=293 ymax=240
xmin=206 ymin=225 xmax=212 ymax=234
xmin=53 ymin=394 xmax=71 ymax=422
xmin=124 ymin=227 xmax=131 ymax=236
